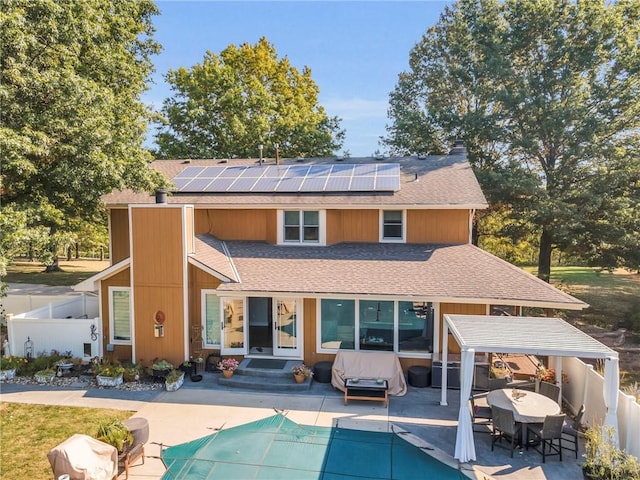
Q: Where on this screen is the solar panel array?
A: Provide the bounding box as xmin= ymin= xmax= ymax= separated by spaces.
xmin=172 ymin=164 xmax=401 ymax=193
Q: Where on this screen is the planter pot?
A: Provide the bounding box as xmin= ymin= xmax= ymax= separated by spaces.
xmin=222 ymin=370 xmax=234 ymax=378
xmin=0 ymin=369 xmax=16 ymax=381
xmin=293 ymin=374 xmax=306 ymax=384
xmin=97 ymin=374 xmax=124 ymax=387
xmin=35 ymin=372 xmax=55 ymax=384
xmin=153 ymin=368 xmax=171 ymax=381
xmin=165 ymin=372 xmax=185 ymax=392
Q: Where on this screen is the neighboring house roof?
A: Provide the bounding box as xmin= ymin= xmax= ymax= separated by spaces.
xmin=205 ymin=238 xmax=586 ymax=310
xmin=102 ymin=154 xmax=488 ymax=209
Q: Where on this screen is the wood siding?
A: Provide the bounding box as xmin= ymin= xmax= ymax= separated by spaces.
xmin=100 ymin=268 xmax=132 ymax=363
xmin=185 ymin=206 xmax=194 ymax=254
xmin=194 ymin=209 xmax=277 ymax=242
xmin=131 ymin=206 xmax=186 ymax=366
xmin=188 ymin=265 xmax=222 ymax=359
xmin=110 ymin=209 xmax=130 ymax=263
xmin=406 ymin=210 xmax=469 ymax=244
xmin=326 ymin=209 xmax=378 ymax=245
xmin=439 ymin=303 xmax=486 ymax=354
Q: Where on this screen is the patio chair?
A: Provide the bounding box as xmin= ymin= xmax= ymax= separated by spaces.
xmin=562 ymin=404 xmax=585 ymax=459
xmin=491 ymin=405 xmax=522 ymax=458
xmin=488 ymin=377 xmax=508 ymax=391
xmin=526 ymin=413 xmax=566 ymax=463
xmin=539 ymin=381 xmax=560 ymax=403
xmin=470 ymin=395 xmax=492 ymax=433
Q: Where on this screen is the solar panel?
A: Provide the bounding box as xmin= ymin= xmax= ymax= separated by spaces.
xmin=173 ymin=163 xmax=400 ymax=193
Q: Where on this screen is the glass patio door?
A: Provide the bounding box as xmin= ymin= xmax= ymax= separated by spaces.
xmin=220 ymin=298 xmax=247 ymax=355
xmin=273 ymin=298 xmax=302 ymax=357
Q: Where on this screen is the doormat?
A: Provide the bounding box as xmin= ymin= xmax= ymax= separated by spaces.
xmin=246 ymin=359 xmax=287 ymax=370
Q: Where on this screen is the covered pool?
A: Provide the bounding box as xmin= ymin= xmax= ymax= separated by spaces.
xmin=161 ymin=413 xmax=464 ymax=479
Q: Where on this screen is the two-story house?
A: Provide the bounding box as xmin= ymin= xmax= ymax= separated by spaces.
xmin=75 ymin=149 xmax=586 ymax=371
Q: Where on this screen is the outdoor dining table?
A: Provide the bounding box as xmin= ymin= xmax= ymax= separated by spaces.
xmin=487 ymin=388 xmax=561 ymax=424
xmin=487 ymin=388 xmax=562 ymax=447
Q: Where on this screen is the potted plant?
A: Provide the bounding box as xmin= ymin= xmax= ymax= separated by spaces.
xmin=165 ymin=369 xmax=185 ymax=391
xmin=34 ymin=367 xmax=56 ymax=383
xmin=96 ymin=419 xmax=133 ymax=454
xmin=179 ymin=360 xmax=194 ymax=376
xmin=151 ymin=359 xmax=174 ymax=381
xmin=217 ymin=358 xmax=239 ymax=378
xmin=122 ymin=364 xmax=142 ymax=383
xmin=582 ymin=425 xmax=640 ymax=479
xmin=0 ymin=356 xmax=27 ymax=381
xmin=94 ymin=364 xmax=125 ymax=387
xmin=291 ymin=364 xmax=313 ymax=383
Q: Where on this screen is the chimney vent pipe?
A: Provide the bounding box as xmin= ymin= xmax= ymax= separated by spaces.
xmin=155 ymin=189 xmax=168 ymax=204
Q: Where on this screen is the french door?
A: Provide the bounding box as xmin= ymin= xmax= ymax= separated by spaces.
xmin=273 ymin=298 xmax=302 ymax=357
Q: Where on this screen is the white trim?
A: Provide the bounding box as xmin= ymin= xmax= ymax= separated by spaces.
xmin=379 ymin=209 xmax=406 ymax=243
xmin=182 ymin=205 xmax=190 ymax=362
xmin=73 ymin=258 xmax=130 ymax=292
xmin=187 ymin=257 xmax=234 ymax=283
xmin=220 ymin=297 xmax=248 ymax=355
xmin=277 ymin=209 xmax=326 ymax=246
xmin=107 ymin=210 xmax=113 ymax=266
xmin=108 ymin=286 xmax=132 ymax=345
xmin=183 ymin=204 xmax=488 ymax=211
xmin=214 ymin=289 xmax=586 ymax=311
xmin=128 ymin=206 xmax=136 ymax=361
xmin=273 ymin=297 xmax=304 ymax=358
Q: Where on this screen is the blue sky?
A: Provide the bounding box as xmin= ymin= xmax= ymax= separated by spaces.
xmin=146 ymin=1 xmax=450 ymax=157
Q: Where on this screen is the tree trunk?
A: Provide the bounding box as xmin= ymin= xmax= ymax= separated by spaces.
xmin=75 ymin=242 xmax=79 ymax=259
xmin=66 ymin=246 xmax=72 ymax=261
xmin=538 ymin=228 xmax=553 ymax=283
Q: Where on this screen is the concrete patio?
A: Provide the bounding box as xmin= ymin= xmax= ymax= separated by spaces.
xmin=0 ymin=371 xmax=587 ymax=479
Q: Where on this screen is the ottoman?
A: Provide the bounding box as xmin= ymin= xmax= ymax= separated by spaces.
xmin=313 ymin=361 xmax=333 ymax=383
xmin=408 ymin=366 xmax=431 ymax=388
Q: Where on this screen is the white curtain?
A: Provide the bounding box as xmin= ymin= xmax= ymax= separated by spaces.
xmin=454 ymin=348 xmax=476 ymax=462
xmin=603 ymin=355 xmax=620 ymax=446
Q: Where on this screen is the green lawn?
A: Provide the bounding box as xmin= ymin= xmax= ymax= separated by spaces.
xmin=0 ymin=403 xmax=132 ymax=479
xmin=3 ymin=259 xmax=109 ymax=286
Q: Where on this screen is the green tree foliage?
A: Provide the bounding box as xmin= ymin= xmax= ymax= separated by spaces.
xmin=0 ymin=0 xmax=166 ymax=279
xmin=384 ymin=0 xmax=640 ymax=281
xmin=155 ymin=37 xmax=344 ymax=159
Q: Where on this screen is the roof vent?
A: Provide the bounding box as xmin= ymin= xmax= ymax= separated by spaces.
xmin=218 ymin=159 xmax=228 ymax=164
xmin=296 ymin=158 xmax=305 ymax=163
xmin=335 ymin=157 xmax=344 ymax=162
xmin=417 ymin=155 xmax=428 ymax=160
xmin=182 ymin=159 xmax=191 ymax=164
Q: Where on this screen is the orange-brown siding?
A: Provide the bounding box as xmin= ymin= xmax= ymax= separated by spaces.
xmin=188 ymin=265 xmax=222 ymax=359
xmin=131 ymin=206 xmax=186 ymax=366
xmin=406 ymin=210 xmax=469 ymax=244
xmin=326 ymin=209 xmax=378 ymax=245
xmin=110 ymin=209 xmax=130 ymax=263
xmin=439 ymin=303 xmax=486 ymax=354
xmin=194 ymin=209 xmax=277 ymax=242
xmin=100 ymin=267 xmax=132 ymax=363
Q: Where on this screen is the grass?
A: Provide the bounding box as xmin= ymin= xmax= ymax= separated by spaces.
xmin=0 ymin=402 xmax=132 ymax=479
xmin=4 ymin=259 xmax=109 ymax=286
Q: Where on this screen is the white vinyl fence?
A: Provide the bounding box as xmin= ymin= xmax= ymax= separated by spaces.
xmin=561 ymin=355 xmax=640 ymax=458
xmin=6 ymin=295 xmax=101 ymax=360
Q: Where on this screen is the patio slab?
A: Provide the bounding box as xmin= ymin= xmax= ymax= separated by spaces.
xmin=0 ymin=374 xmax=586 ymax=479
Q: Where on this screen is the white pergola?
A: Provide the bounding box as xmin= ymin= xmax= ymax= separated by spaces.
xmin=441 ymin=315 xmax=620 ymax=463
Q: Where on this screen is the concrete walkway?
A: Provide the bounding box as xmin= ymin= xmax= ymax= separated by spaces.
xmin=0 ymin=375 xmax=586 ymax=480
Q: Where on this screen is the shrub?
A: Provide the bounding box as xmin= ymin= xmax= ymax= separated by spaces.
xmin=96 ymin=419 xmax=133 ymax=453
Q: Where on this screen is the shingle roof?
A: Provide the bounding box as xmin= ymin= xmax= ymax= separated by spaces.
xmin=201 ymin=238 xmax=585 ymax=310
xmin=192 ymin=235 xmax=239 ymax=282
xmin=102 ymin=154 xmax=488 ymax=209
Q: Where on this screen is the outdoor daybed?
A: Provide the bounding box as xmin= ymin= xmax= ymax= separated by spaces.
xmin=331 ymin=350 xmax=407 ymax=396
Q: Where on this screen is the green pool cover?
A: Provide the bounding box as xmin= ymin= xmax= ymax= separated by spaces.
xmin=161 ymin=414 xmax=461 ymax=479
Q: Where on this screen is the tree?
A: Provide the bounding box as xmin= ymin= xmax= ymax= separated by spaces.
xmin=155 ymin=37 xmax=344 ymax=159
xmin=0 ymin=0 xmax=166 ymax=279
xmin=384 ymin=0 xmax=640 ymax=281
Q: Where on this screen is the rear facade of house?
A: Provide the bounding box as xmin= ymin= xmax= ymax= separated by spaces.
xmin=77 ymin=149 xmax=586 ymax=372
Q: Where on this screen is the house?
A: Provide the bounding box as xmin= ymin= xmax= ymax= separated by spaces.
xmin=75 ymin=148 xmax=586 ymax=371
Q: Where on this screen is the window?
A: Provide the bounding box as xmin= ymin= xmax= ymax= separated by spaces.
xmin=398 ymin=301 xmax=433 ymax=353
xmin=109 ymin=287 xmax=131 ymax=344
xmin=359 ymin=300 xmax=394 ymax=351
xmin=319 ymin=299 xmax=355 ymax=350
xmin=381 ymin=210 xmax=404 ymax=241
xmin=203 ymin=291 xmax=221 ymax=347
xmin=279 ymin=210 xmax=324 ymax=244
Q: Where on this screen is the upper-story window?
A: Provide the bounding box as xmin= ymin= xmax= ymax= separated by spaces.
xmin=380 ymin=210 xmax=405 ymax=242
xmin=279 ymin=210 xmax=325 ymax=245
